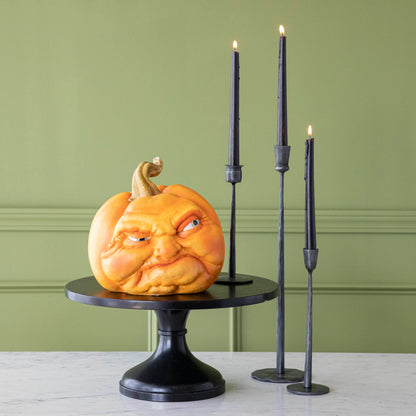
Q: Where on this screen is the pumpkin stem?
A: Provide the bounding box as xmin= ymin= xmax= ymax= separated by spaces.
xmin=130 ymin=157 xmax=163 ymax=200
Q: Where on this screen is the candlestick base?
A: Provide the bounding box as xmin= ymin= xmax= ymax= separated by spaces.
xmin=225 ymin=165 xmax=243 ymax=184
xmin=215 ymin=272 xmax=253 ymax=285
xmin=274 ymin=145 xmax=290 ymax=173
xmin=287 ymin=382 xmax=329 ymax=396
xmin=251 ymin=368 xmax=304 ymax=383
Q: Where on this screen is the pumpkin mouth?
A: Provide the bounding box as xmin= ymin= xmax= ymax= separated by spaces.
xmin=143 ymin=254 xmax=207 ymax=272
xmin=120 ymin=255 xmax=215 ymax=292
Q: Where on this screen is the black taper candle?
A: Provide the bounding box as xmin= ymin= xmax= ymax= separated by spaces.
xmin=228 ymin=41 xmax=240 ymax=166
xmin=305 ymin=126 xmax=316 ymax=250
xmin=277 ymin=26 xmax=287 ymax=146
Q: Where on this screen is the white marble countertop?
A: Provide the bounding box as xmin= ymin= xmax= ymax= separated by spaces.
xmin=0 ymin=351 xmax=415 ymax=415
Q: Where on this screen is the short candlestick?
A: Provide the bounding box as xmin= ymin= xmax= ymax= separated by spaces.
xmin=216 ymin=40 xmax=252 ymax=286
xmin=216 ymin=165 xmax=253 ymax=285
xmin=287 ymin=249 xmax=329 ymax=395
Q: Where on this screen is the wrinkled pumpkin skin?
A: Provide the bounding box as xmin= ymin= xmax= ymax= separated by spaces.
xmin=88 ymin=184 xmax=225 ymax=295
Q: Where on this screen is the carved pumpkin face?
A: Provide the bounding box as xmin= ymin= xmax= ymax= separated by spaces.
xmin=88 ymin=158 xmax=225 ymax=296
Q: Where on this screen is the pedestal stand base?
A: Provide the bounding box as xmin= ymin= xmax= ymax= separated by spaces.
xmin=119 ymin=309 xmax=225 ymax=402
xmin=120 ymin=357 xmax=224 ymax=402
xmin=287 ymin=383 xmax=329 ymax=395
xmin=251 ymin=367 xmax=304 ymax=383
xmin=215 ymin=272 xmax=253 ymax=285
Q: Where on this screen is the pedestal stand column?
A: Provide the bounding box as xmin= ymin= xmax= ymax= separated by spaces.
xmin=119 ymin=309 xmax=225 ymax=401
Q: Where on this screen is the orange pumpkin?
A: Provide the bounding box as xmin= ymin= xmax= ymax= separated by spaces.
xmin=88 ymin=157 xmax=225 ymax=296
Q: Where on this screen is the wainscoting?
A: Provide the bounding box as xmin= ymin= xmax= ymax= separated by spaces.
xmin=1 ymin=208 xmax=415 ymax=352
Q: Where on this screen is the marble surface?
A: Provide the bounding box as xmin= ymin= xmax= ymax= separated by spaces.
xmin=0 ymin=352 xmax=415 ymax=415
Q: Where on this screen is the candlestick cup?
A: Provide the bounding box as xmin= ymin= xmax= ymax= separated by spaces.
xmin=274 ymin=145 xmax=290 ymax=173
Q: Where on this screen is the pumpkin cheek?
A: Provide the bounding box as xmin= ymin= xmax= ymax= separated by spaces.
xmin=102 ymin=245 xmax=152 ymax=282
xmin=180 ymin=223 xmax=225 ymax=268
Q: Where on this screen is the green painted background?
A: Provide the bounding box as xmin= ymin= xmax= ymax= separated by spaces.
xmin=1 ymin=0 xmax=415 ymax=353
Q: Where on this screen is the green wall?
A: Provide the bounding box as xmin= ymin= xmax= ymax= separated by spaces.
xmin=1 ymin=0 xmax=415 ymax=353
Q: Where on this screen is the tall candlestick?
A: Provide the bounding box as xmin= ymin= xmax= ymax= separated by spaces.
xmin=277 ymin=25 xmax=287 ymax=146
xmin=228 ymin=40 xmax=240 ymax=166
xmin=251 ymin=25 xmax=303 ymax=383
xmin=305 ymin=125 xmax=316 ymax=250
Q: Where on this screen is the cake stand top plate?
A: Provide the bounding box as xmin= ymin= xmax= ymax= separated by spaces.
xmin=65 ymin=273 xmax=278 ymax=311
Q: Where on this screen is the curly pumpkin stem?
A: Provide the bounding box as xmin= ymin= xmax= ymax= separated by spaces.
xmin=130 ymin=157 xmax=163 ymax=200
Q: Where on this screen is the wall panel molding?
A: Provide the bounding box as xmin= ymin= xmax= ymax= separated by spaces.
xmin=0 ymin=208 xmax=93 ymax=231
xmin=1 ymin=207 xmax=415 ymax=295
xmin=217 ymin=209 xmax=416 ymax=234
xmin=1 ymin=208 xmax=415 ymax=234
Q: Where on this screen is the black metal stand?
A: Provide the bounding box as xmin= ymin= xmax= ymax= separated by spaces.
xmin=216 ymin=165 xmax=253 ymax=285
xmin=251 ymin=145 xmax=304 ymax=383
xmin=287 ymin=249 xmax=329 ymax=395
xmin=65 ymin=275 xmax=278 ymax=402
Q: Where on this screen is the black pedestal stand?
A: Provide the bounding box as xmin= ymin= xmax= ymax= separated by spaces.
xmin=287 ymin=249 xmax=329 ymax=395
xmin=252 ymin=146 xmax=304 ymax=383
xmin=216 ymin=165 xmax=253 ymax=285
xmin=65 ymin=275 xmax=277 ymax=402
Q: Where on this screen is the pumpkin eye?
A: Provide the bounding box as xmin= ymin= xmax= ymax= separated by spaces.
xmin=128 ymin=236 xmax=151 ymax=242
xmin=182 ymin=219 xmax=200 ymax=232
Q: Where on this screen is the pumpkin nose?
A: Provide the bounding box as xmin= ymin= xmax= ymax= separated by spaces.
xmin=153 ymin=235 xmax=181 ymax=261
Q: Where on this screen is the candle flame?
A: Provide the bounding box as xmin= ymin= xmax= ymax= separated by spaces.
xmin=233 ymin=40 xmax=238 ymax=51
xmin=308 ymin=125 xmax=313 ymax=137
xmin=279 ymin=25 xmax=285 ymax=36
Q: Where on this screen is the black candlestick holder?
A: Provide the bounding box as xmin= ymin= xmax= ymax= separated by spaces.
xmin=216 ymin=164 xmax=253 ymax=285
xmin=287 ymin=249 xmax=329 ymax=395
xmin=251 ymin=145 xmax=304 ymax=383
